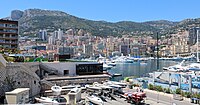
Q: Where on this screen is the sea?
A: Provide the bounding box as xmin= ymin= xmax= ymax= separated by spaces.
xmin=108 ymin=59 xmax=188 ymax=81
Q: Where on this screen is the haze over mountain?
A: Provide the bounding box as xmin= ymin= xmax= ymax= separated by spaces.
xmin=4 ymin=9 xmax=200 ymax=37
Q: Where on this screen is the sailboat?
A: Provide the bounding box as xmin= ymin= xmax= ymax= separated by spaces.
xmin=186 ymin=29 xmax=200 ymax=71
xmin=197 ymin=29 xmax=199 ymax=63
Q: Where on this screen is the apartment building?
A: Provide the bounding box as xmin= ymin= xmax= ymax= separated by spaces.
xmin=0 ymin=19 xmax=18 ymax=50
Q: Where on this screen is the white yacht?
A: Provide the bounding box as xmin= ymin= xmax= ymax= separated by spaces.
xmin=112 ymin=54 xmax=133 ymax=63
xmin=163 ymin=60 xmax=187 ymax=72
xmin=107 ymin=61 xmax=116 ymax=66
xmin=186 ymin=63 xmax=200 ymax=71
xmin=35 ymin=97 xmax=59 ymax=104
xmin=86 ymin=95 xmax=104 ymax=105
xmin=51 ymin=84 xmax=62 ymax=96
xmin=103 ymin=63 xmax=113 ymax=70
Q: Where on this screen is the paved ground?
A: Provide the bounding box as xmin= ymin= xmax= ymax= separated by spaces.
xmin=144 ymin=89 xmax=194 ymax=105
xmin=83 ymin=88 xmax=195 ymax=105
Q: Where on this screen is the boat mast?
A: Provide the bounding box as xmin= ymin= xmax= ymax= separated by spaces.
xmin=197 ymin=29 xmax=199 ymax=62
xmin=157 ymin=32 xmax=159 ymax=71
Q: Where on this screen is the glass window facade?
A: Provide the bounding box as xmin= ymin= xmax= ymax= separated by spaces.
xmin=76 ymin=64 xmax=103 ymax=75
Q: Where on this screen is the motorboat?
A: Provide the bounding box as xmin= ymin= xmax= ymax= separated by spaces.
xmin=86 ymin=95 xmax=104 ymax=105
xmin=103 ymin=63 xmax=113 ymax=70
xmin=112 ymin=54 xmax=134 ymax=63
xmin=110 ymin=73 xmax=122 ymax=77
xmin=104 ymin=81 xmax=127 ymax=88
xmin=186 ymin=63 xmax=200 ymax=71
xmin=107 ymin=61 xmax=116 ymax=66
xmin=162 ymin=60 xmax=187 ymax=72
xmin=35 ymin=97 xmax=59 ymax=104
xmin=51 ymin=84 xmax=62 ymax=96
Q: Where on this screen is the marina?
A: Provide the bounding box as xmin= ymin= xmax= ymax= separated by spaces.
xmin=1 ymin=0 xmax=200 ymax=104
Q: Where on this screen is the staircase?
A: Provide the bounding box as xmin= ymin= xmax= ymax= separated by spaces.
xmin=40 ymin=79 xmax=54 ymax=90
xmin=0 ymin=54 xmax=7 ymax=67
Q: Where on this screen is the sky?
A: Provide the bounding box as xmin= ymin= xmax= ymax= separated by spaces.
xmin=1 ymin=0 xmax=200 ymax=22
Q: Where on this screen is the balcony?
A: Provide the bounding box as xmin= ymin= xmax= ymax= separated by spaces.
xmin=0 ymin=26 xmax=18 ymax=29
xmin=0 ymin=30 xmax=18 ymax=34
xmin=0 ymin=24 xmax=18 ymax=29
xmin=0 ymin=36 xmax=18 ymax=40
xmin=0 ymin=41 xmax=18 ymax=45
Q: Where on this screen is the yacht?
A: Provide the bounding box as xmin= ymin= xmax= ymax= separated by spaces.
xmin=107 ymin=61 xmax=116 ymax=66
xmin=163 ymin=60 xmax=187 ymax=72
xmin=51 ymin=84 xmax=62 ymax=96
xmin=103 ymin=63 xmax=113 ymax=70
xmin=86 ymin=95 xmax=104 ymax=105
xmin=35 ymin=97 xmax=59 ymax=104
xmin=186 ymin=63 xmax=200 ymax=71
xmin=112 ymin=54 xmax=134 ymax=63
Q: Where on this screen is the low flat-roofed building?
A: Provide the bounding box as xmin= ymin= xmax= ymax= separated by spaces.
xmin=40 ymin=62 xmax=103 ymax=76
xmin=5 ymin=88 xmax=29 ymax=104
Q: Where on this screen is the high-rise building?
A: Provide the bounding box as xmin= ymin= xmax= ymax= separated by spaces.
xmin=48 ymin=35 xmax=55 ymax=45
xmin=120 ymin=44 xmax=129 ymax=56
xmin=0 ymin=19 xmax=18 ymax=50
xmin=54 ymin=29 xmax=63 ymax=40
xmin=83 ymin=43 xmax=93 ymax=56
xmin=57 ymin=29 xmax=63 ymax=40
xmin=38 ymin=29 xmax=47 ymax=41
xmin=188 ymin=27 xmax=200 ymax=45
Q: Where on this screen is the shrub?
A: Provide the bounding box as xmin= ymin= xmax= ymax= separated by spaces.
xmin=183 ymin=92 xmax=192 ymax=98
xmin=133 ymin=84 xmax=140 ymax=87
xmin=192 ymin=93 xmax=200 ymax=98
xmin=124 ymin=77 xmax=130 ymax=82
xmin=164 ymin=88 xmax=171 ymax=93
xmin=175 ymin=88 xmax=181 ymax=94
xmin=148 ymin=84 xmax=154 ymax=90
xmin=155 ymin=85 xmax=163 ymax=92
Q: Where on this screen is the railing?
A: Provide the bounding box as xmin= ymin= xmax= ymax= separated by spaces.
xmin=0 ymin=36 xmax=18 ymax=39
xmin=0 ymin=30 xmax=17 ymax=33
xmin=0 ymin=24 xmax=17 ymax=28
xmin=0 ymin=41 xmax=18 ymax=44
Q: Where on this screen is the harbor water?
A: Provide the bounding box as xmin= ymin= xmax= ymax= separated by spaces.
xmin=109 ymin=59 xmax=185 ymax=81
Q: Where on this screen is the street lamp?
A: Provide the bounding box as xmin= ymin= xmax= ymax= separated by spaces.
xmin=157 ymin=89 xmax=159 ymax=103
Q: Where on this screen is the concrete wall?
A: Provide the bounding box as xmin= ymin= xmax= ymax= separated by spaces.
xmin=42 ymin=62 xmax=100 ymax=76
xmin=42 ymin=62 xmax=76 ymax=76
xmin=42 ymin=77 xmax=109 ymax=90
xmin=0 ymin=62 xmax=41 ymax=98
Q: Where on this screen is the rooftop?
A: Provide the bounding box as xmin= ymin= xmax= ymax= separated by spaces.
xmin=5 ymin=88 xmax=29 ymax=95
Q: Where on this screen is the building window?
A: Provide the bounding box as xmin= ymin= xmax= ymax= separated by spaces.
xmin=34 ymin=80 xmax=36 ymax=84
xmin=64 ymin=70 xmax=69 ymax=75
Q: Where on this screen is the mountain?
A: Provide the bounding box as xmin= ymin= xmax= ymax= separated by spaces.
xmin=6 ymin=9 xmax=200 ymax=37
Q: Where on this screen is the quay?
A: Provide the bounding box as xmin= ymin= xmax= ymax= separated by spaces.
xmin=44 ymin=74 xmax=111 ymax=81
xmin=41 ymin=74 xmax=110 ymax=91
